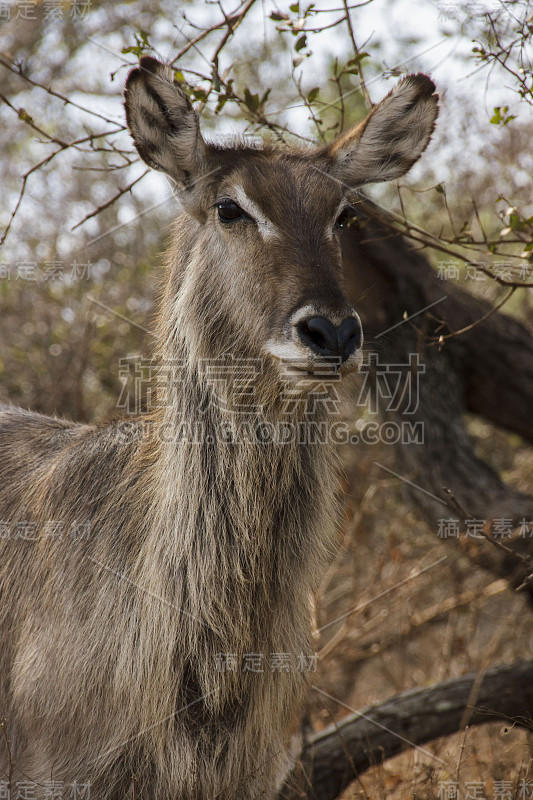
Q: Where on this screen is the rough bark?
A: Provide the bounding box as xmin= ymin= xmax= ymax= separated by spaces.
xmin=279 ymin=660 xmax=533 ymax=800
xmin=342 ymin=203 xmax=533 ymax=588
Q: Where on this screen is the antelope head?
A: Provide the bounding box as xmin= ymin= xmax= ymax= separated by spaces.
xmin=124 ymin=57 xmax=438 ymax=381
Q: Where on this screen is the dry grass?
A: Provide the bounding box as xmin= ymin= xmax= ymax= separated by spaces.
xmin=309 ymin=403 xmax=533 ymax=799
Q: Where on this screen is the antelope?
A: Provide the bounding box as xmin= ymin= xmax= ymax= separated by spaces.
xmin=0 ymin=57 xmax=438 ymax=799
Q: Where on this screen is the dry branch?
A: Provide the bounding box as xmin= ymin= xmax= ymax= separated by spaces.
xmin=324 ymin=578 xmax=508 ymax=665
xmin=279 ymin=659 xmax=533 ymax=800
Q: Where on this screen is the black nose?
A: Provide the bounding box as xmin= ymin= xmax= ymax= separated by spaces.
xmin=296 ymin=316 xmax=362 ymax=362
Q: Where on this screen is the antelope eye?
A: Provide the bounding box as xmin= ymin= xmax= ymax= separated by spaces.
xmin=335 ymin=206 xmax=356 ymax=229
xmin=216 ymin=199 xmax=249 ymax=223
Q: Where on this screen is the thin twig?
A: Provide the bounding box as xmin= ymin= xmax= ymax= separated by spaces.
xmin=443 ymin=488 xmax=533 ymax=576
xmin=170 ymin=0 xmax=258 ymax=65
xmin=0 ymin=56 xmax=125 ymax=127
xmin=342 ymin=0 xmax=373 ymax=108
xmin=71 ymin=169 xmax=149 ymax=230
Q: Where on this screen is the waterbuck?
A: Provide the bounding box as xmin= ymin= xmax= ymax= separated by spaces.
xmin=0 ymin=57 xmax=438 ymax=799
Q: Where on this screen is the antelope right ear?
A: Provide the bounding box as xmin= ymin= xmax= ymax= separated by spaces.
xmin=328 ymin=73 xmax=439 ymax=187
xmin=124 ymin=56 xmax=207 ymax=187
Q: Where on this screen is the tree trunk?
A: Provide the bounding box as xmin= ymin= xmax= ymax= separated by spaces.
xmin=342 ymin=204 xmax=533 ymax=589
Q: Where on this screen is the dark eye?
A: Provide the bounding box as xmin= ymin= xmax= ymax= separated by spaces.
xmin=216 ymin=199 xmax=249 ymax=223
xmin=335 ymin=206 xmax=356 ymax=229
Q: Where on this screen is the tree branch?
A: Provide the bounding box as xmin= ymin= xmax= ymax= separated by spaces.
xmin=279 ymin=660 xmax=533 ymax=800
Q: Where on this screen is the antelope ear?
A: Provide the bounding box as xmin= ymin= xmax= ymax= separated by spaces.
xmin=124 ymin=56 xmax=206 ymax=187
xmin=328 ymin=74 xmax=438 ymax=187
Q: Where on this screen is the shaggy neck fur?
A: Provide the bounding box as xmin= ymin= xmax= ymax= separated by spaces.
xmin=114 ymin=216 xmax=339 ymax=798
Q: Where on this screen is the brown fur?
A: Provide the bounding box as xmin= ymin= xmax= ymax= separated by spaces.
xmin=0 ymin=58 xmax=437 ymax=799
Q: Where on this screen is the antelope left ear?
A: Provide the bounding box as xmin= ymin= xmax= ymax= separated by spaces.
xmin=124 ymin=56 xmax=207 ymax=188
xmin=328 ymin=74 xmax=439 ymax=187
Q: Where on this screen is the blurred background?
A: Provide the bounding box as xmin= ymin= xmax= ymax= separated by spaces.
xmin=1 ymin=1 xmax=533 ymax=797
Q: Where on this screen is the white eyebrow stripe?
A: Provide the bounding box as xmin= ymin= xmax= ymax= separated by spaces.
xmin=232 ymin=185 xmax=279 ymax=241
xmin=327 ymin=197 xmax=356 ymax=239
xmin=334 ymin=197 xmax=348 ymax=222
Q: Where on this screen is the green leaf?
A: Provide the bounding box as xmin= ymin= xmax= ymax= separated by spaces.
xmin=270 ymin=11 xmax=287 ymax=20
xmin=190 ymin=88 xmax=208 ymax=103
xmin=17 ymin=109 xmax=33 ymax=124
xmin=490 ymin=106 xmax=516 ymax=125
xmin=244 ymin=88 xmax=260 ymax=113
xmin=121 ymin=31 xmax=151 ymax=58
xmin=215 ymin=97 xmax=228 ymax=114
xmin=173 ymin=70 xmax=185 ymax=83
xmin=295 ymin=34 xmax=307 ymax=52
xmin=347 ymin=52 xmax=370 ymax=66
xmin=508 ymin=213 xmax=523 ymax=231
xmin=435 ymin=183 xmax=444 ymax=194
xmin=307 ymin=87 xmax=320 ymax=103
xmin=289 ymin=2 xmax=299 ymax=11
xmin=121 ymin=45 xmax=143 ymax=57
